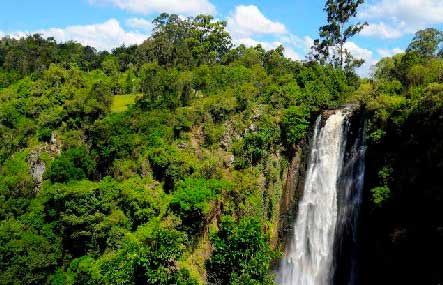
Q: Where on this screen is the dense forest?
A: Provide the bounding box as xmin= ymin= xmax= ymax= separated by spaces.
xmin=358 ymin=28 xmax=443 ymax=284
xmin=0 ymin=6 xmax=442 ymax=285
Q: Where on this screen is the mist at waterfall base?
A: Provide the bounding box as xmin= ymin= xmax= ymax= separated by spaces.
xmin=277 ymin=108 xmax=366 ymax=285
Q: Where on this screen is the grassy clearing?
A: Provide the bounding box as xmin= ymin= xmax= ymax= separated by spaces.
xmin=111 ymin=94 xmax=141 ymax=113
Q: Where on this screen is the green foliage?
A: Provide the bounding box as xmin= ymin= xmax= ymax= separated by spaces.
xmin=231 ymin=112 xmax=281 ymax=169
xmin=0 ymin=34 xmax=106 ymax=80
xmin=361 ymin=27 xmax=443 ymax=284
xmin=0 ymin=14 xmax=359 ymax=284
xmin=140 ymin=13 xmax=232 ymax=68
xmin=111 ymin=94 xmax=140 ymax=113
xmin=138 ymin=63 xmax=180 ymax=110
xmin=98 ymin=221 xmax=198 ymax=285
xmin=370 ymin=186 xmax=390 ymax=206
xmin=368 ymin=128 xmax=385 ymax=144
xmin=147 ymin=145 xmax=196 ymax=190
xmin=0 ymin=151 xmax=35 ymax=219
xmin=282 ymin=106 xmax=310 ymax=146
xmin=101 ymin=56 xmax=120 ymax=76
xmin=3 ymin=14 xmax=441 ymax=285
xmin=43 ymin=177 xmax=169 ymax=256
xmin=37 ymin=127 xmax=53 ymax=142
xmin=171 ymin=178 xmax=230 ymax=235
xmin=0 ymin=218 xmax=61 ymax=285
xmin=47 ymin=146 xmax=96 ymax=183
xmin=374 ymin=53 xmax=404 ymax=81
xmin=206 ymin=216 xmax=276 ymax=285
xmin=406 ymin=28 xmax=443 ymax=58
xmin=312 ymin=0 xmax=367 ymax=72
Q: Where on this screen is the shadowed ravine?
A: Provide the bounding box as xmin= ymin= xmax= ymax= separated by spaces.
xmin=277 ymin=107 xmax=366 ymax=285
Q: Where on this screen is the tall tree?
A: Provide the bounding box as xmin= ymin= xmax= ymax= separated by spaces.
xmin=406 ymin=28 xmax=443 ymax=58
xmin=138 ymin=13 xmax=232 ymax=67
xmin=312 ymin=0 xmax=367 ymax=71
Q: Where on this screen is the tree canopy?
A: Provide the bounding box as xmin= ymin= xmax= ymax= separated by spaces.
xmin=312 ymin=0 xmax=367 ymax=72
xmin=1 ymin=7 xmax=442 ymax=285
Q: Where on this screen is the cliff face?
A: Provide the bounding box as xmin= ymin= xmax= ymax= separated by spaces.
xmin=359 ymin=102 xmax=443 ymax=285
xmin=276 ymin=102 xmax=443 ymax=285
xmin=333 ymin=107 xmax=366 ymax=285
xmin=277 ymin=142 xmax=307 ymax=248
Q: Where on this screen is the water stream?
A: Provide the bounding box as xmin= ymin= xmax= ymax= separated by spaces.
xmin=278 ymin=108 xmax=365 ymax=285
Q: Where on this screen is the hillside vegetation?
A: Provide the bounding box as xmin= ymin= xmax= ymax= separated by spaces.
xmin=0 ymin=11 xmax=442 ymax=285
xmin=0 ymin=14 xmax=355 ymax=285
xmin=356 ymin=28 xmax=443 ymax=284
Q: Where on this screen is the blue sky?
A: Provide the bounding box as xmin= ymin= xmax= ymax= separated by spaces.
xmin=1 ymin=0 xmax=443 ymax=76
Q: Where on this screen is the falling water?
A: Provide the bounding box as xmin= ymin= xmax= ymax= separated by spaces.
xmin=278 ymin=108 xmax=365 ymax=285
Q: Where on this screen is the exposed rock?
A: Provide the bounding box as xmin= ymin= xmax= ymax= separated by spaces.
xmin=26 ymin=132 xmax=63 ymax=193
xmin=223 ymin=154 xmax=235 ymax=167
xmin=251 ymin=105 xmax=262 ymax=120
xmin=322 ymin=103 xmax=361 ymax=123
xmin=220 ymin=120 xmax=240 ymax=150
xmin=50 ymin=132 xmax=57 ymax=144
xmin=277 ymin=142 xmax=307 ymax=248
xmin=28 ymin=150 xmax=46 ymax=193
xmin=248 ymin=123 xmax=258 ymax=133
xmin=49 ymin=132 xmax=61 ymax=155
xmin=148 ymin=180 xmax=161 ymax=190
xmin=191 ymin=126 xmax=204 ymax=159
xmin=177 ymin=142 xmax=189 ymax=149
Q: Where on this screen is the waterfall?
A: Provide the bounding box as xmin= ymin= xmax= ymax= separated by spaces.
xmin=277 ymin=108 xmax=365 ymax=285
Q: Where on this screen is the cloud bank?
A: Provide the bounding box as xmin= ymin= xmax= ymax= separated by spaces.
xmin=1 ymin=19 xmax=148 ymax=51
xmin=89 ymin=0 xmax=216 ymax=15
xmin=227 ymin=5 xmax=287 ymax=38
xmin=360 ymin=0 xmax=443 ymax=39
xmin=126 ymin=18 xmax=154 ymax=32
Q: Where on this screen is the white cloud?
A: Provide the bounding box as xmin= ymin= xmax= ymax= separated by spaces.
xmin=89 ymin=0 xmax=215 ymax=15
xmin=0 ymin=30 xmax=27 ymax=39
xmin=284 ymin=48 xmax=301 ymax=60
xmin=227 ymin=5 xmax=287 ymax=38
xmin=1 ymin=19 xmax=148 ymax=51
xmin=235 ymin=37 xmax=375 ymax=75
xmin=377 ymin=48 xmax=404 ymax=58
xmin=361 ymin=0 xmax=443 ymax=24
xmin=233 ymin=37 xmax=300 ymax=60
xmin=280 ymin=34 xmax=314 ymax=53
xmin=345 ymin=41 xmax=373 ymax=60
xmin=360 ymin=0 xmax=443 ymax=38
xmin=344 ymin=41 xmax=377 ymax=77
xmin=227 ymin=5 xmax=299 ymax=60
xmin=302 ymin=36 xmax=315 ymax=53
xmin=126 ymin=18 xmax=153 ymax=32
xmin=361 ymin=22 xmax=406 ymax=39
xmin=234 ymin=37 xmax=281 ymax=50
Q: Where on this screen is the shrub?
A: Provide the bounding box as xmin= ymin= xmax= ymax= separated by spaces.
xmin=206 ymin=216 xmax=275 ymax=285
xmin=370 ymin=186 xmax=391 ymax=206
xmin=47 ymin=146 xmax=96 ymax=183
xmin=170 ymin=178 xmax=229 ymax=235
xmin=282 ymin=105 xmax=310 ymax=146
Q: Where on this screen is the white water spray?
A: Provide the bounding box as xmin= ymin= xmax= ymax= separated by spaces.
xmin=278 ymin=109 xmax=363 ymax=285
